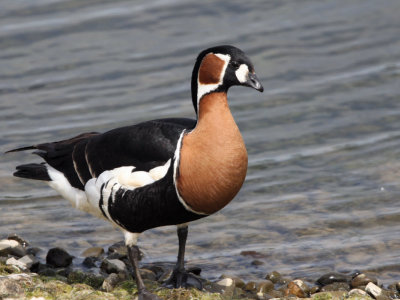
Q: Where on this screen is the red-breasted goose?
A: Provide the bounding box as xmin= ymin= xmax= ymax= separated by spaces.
xmin=7 ymin=45 xmax=263 ymax=299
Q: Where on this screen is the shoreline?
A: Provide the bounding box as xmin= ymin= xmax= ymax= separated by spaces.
xmin=1 ymin=235 xmax=398 ymax=299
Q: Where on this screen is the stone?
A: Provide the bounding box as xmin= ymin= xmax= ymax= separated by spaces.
xmin=56 ymin=267 xmax=72 ymax=278
xmin=46 ymin=247 xmax=73 ymax=268
xmin=102 ymin=273 xmax=120 ymax=292
xmin=217 ymin=278 xmax=234 ymax=287
xmin=18 ymin=254 xmax=38 ymax=270
xmin=349 ymin=288 xmax=368 ymax=296
xmin=265 ymin=270 xmax=283 ymax=284
xmin=351 ymin=273 xmax=378 ymax=288
xmin=82 ymin=256 xmax=98 ymax=268
xmin=310 ymin=286 xmax=320 ymax=294
xmin=365 ymin=282 xmax=382 ymax=298
xmin=81 ymin=247 xmax=104 ymax=258
xmin=266 ymin=289 xmax=284 ymax=298
xmin=108 ymin=241 xmax=128 ymax=259
xmin=317 ymin=272 xmax=350 ymax=286
xmin=251 ymin=260 xmax=264 ymax=266
xmin=220 ymin=274 xmax=245 ymax=288
xmin=7 ymin=234 xmax=29 ymax=247
xmin=0 ymin=239 xmax=26 ymax=258
xmin=140 ymin=268 xmax=156 ymax=281
xmin=100 ymin=258 xmax=127 ymax=274
xmin=244 ymin=281 xmax=258 ymax=293
xmin=215 ymin=277 xmax=235 ymax=298
xmin=285 ymin=279 xmax=310 ymax=298
xmin=312 ymin=291 xmax=348 ymax=299
xmin=0 ymin=273 xmax=33 ymax=297
xmin=145 ymin=265 xmax=165 ymax=279
xmin=258 ymin=280 xmax=274 ymax=293
xmin=36 ymin=263 xmax=57 ymax=277
xmin=6 ymin=257 xmax=27 ymax=271
xmin=26 ymin=247 xmax=42 ymax=256
xmin=321 ymin=282 xmax=350 ymax=292
xmin=67 ymin=270 xmax=104 ymax=289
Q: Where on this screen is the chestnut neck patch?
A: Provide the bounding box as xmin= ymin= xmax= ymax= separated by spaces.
xmin=198 ymin=53 xmax=225 ymax=85
xmin=196 ymin=53 xmax=230 ymax=107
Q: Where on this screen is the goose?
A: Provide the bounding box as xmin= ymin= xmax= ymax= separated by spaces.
xmin=7 ymin=45 xmax=263 ymax=299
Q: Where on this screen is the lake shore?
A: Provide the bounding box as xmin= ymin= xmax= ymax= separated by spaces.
xmin=1 ymin=235 xmax=399 ymax=299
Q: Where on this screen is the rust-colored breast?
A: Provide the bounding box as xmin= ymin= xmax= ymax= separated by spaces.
xmin=198 ymin=53 xmax=225 ymax=85
xmin=177 ymin=92 xmax=248 ymax=215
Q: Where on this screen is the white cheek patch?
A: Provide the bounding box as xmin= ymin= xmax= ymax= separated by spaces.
xmin=197 ymin=53 xmax=230 ymax=105
xmin=235 ymin=64 xmax=249 ymax=83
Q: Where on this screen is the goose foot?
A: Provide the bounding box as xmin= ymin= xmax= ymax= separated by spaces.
xmin=163 ymin=268 xmax=203 ymax=290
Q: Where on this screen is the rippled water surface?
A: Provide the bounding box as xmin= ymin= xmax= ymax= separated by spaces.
xmin=1 ymin=0 xmax=400 ymax=284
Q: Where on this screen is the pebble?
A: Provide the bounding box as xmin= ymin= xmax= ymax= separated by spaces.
xmin=265 ymin=270 xmax=283 ymax=284
xmin=108 ymin=241 xmax=128 ymax=259
xmin=46 ymin=247 xmax=73 ymax=268
xmin=349 ymin=288 xmax=368 ymax=296
xmin=251 ymin=260 xmax=264 ymax=266
xmin=258 ymin=280 xmax=274 ymax=293
xmin=217 ymin=277 xmax=233 ymax=287
xmin=140 ymin=268 xmax=157 ymax=281
xmin=220 ymin=274 xmax=245 ymax=288
xmin=100 ymin=258 xmax=127 ymax=274
xmin=0 ymin=239 xmax=26 ymax=258
xmin=215 ymin=277 xmax=235 ymax=297
xmin=81 ymin=247 xmax=104 ymax=258
xmin=36 ymin=263 xmax=57 ymax=277
xmin=82 ymin=256 xmax=98 ymax=268
xmin=316 ymin=272 xmax=350 ymax=286
xmin=244 ymin=281 xmax=258 ymax=292
xmin=0 ymin=273 xmax=34 ymax=297
xmin=6 ymin=257 xmax=27 ymax=271
xmin=67 ymin=270 xmax=104 ymax=289
xmin=27 ymin=247 xmax=42 ymax=256
xmin=365 ymin=282 xmax=382 ymax=298
xmin=18 ymin=254 xmax=39 ymax=270
xmin=351 ymin=273 xmax=378 ymax=288
xmin=285 ymin=279 xmax=310 ymax=298
xmin=102 ymin=273 xmax=120 ymax=292
xmin=320 ymin=282 xmax=350 ymax=292
xmin=7 ymin=234 xmax=29 ymax=247
xmin=2 ymin=233 xmax=400 ymax=300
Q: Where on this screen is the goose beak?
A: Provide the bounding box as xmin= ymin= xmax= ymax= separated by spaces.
xmin=245 ymin=73 xmax=264 ymax=92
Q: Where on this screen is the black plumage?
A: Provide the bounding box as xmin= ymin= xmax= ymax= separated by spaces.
xmin=8 ymin=45 xmax=264 ymax=299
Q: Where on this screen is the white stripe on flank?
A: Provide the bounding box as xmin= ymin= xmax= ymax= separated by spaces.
xmin=173 ymin=131 xmax=207 ymax=215
xmin=46 ymin=158 xmax=172 ymax=226
xmin=84 ymin=160 xmax=172 ymax=227
xmin=72 ymin=157 xmax=85 ymax=185
xmin=46 ymin=165 xmax=104 ymax=218
xmin=84 ymin=149 xmax=96 ymax=177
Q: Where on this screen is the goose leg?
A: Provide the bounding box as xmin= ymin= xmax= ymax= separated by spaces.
xmin=127 ymin=245 xmax=161 ymax=300
xmin=163 ymin=224 xmax=203 ymax=290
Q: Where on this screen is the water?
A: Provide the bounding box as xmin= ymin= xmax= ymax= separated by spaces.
xmin=1 ymin=0 xmax=400 ymax=284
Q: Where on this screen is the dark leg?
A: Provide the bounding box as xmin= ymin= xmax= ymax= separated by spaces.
xmin=163 ymin=225 xmax=203 ymax=290
xmin=127 ymin=245 xmax=161 ymax=300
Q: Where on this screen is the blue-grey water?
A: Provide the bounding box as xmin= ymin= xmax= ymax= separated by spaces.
xmin=1 ymin=0 xmax=400 ymax=284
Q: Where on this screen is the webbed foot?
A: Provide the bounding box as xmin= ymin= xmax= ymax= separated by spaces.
xmin=163 ymin=268 xmax=203 ymax=290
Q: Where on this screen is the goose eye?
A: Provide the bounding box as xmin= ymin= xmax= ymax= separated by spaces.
xmin=230 ymin=61 xmax=240 ymax=69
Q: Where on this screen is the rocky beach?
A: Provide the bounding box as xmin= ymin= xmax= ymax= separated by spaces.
xmin=1 ymin=234 xmax=399 ymax=300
